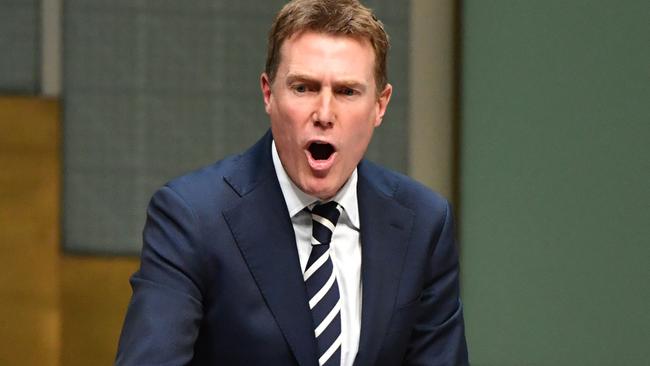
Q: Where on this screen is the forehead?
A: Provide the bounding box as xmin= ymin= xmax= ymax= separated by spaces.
xmin=277 ymin=31 xmax=376 ymax=82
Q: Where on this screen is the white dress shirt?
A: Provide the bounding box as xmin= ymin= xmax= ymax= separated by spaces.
xmin=272 ymin=141 xmax=362 ymax=366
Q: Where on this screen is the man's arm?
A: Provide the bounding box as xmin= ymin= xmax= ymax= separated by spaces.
xmin=116 ymin=186 xmax=205 ymax=365
xmin=404 ymin=201 xmax=469 ymax=366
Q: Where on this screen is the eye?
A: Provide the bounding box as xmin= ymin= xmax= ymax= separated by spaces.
xmin=338 ymin=87 xmax=357 ymax=96
xmin=293 ymin=84 xmax=307 ymax=93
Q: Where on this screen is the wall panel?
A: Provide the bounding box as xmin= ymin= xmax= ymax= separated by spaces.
xmin=62 ymin=0 xmax=410 ymax=254
xmin=460 ymin=1 xmax=649 ymax=365
xmin=0 ymin=0 xmax=40 ymax=93
xmin=0 ymin=97 xmax=60 ymax=366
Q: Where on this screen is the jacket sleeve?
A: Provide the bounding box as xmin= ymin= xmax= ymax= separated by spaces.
xmin=403 ymin=201 xmax=469 ymax=366
xmin=115 ymin=185 xmax=206 ymax=366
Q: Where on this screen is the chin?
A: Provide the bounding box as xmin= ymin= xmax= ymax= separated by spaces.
xmin=301 ymin=179 xmax=337 ymax=200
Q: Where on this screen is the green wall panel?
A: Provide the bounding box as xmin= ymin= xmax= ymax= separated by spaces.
xmin=460 ymin=1 xmax=649 ymax=365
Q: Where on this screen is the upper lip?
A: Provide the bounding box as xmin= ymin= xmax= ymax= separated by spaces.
xmin=304 ymin=138 xmax=337 ymax=151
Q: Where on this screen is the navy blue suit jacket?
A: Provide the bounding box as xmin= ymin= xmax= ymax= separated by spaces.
xmin=116 ymin=131 xmax=468 ymax=365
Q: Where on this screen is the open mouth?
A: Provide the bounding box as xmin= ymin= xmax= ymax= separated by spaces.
xmin=308 ymin=142 xmax=335 ymax=160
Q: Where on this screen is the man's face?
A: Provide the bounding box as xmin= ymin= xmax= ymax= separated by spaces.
xmin=261 ymin=31 xmax=392 ymax=200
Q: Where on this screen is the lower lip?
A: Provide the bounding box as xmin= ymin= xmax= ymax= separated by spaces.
xmin=305 ymin=150 xmax=337 ymax=173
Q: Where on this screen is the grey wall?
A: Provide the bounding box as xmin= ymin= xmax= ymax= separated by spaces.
xmin=62 ymin=0 xmax=410 ymax=254
xmin=460 ymin=1 xmax=649 ymax=365
xmin=0 ymin=0 xmax=40 ymax=93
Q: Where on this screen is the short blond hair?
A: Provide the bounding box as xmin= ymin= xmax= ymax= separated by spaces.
xmin=265 ymin=0 xmax=390 ymax=91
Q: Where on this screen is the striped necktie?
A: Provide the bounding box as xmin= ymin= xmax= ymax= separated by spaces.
xmin=305 ymin=201 xmax=342 ymax=366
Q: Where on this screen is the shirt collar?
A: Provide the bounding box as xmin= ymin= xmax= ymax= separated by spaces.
xmin=272 ymin=140 xmax=360 ymax=229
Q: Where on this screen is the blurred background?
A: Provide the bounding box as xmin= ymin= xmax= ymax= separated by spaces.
xmin=0 ymin=0 xmax=647 ymax=365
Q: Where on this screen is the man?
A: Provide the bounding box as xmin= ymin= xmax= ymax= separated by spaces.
xmin=116 ymin=0 xmax=468 ymax=365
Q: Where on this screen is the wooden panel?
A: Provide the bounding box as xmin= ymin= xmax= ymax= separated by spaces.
xmin=60 ymin=256 xmax=138 ymax=366
xmin=0 ymin=97 xmax=61 ymax=366
xmin=0 ymin=97 xmax=139 ymax=365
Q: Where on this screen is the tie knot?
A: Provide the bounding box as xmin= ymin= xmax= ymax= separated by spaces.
xmin=310 ymin=201 xmax=341 ymax=245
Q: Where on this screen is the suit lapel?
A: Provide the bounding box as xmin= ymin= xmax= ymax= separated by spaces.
xmin=354 ymin=162 xmax=415 ymax=366
xmin=222 ymin=132 xmax=318 ymax=366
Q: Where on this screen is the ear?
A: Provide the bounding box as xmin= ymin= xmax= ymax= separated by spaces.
xmin=373 ymin=83 xmax=393 ymax=127
xmin=260 ymin=72 xmax=273 ymax=114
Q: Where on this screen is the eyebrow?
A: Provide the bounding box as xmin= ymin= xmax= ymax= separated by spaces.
xmin=284 ymin=73 xmax=318 ymax=85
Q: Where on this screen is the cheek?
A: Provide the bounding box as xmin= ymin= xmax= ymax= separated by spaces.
xmin=271 ymin=106 xmax=299 ymax=137
xmin=351 ymin=114 xmax=377 ymax=141
xmin=278 ymin=96 xmax=310 ymax=120
xmin=346 ymin=115 xmax=377 ymax=154
xmin=342 ymin=125 xmax=374 ymax=161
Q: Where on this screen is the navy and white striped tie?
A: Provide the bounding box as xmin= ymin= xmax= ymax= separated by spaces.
xmin=305 ymin=201 xmax=342 ymax=366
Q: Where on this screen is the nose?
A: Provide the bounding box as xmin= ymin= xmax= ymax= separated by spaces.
xmin=313 ymin=90 xmax=335 ymax=128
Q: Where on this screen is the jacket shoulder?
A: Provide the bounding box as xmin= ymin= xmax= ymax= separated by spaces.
xmin=359 ymin=159 xmax=449 ymax=213
xmin=171 ymin=153 xmax=236 ymax=190
xmin=155 ymin=153 xmax=243 ymax=219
